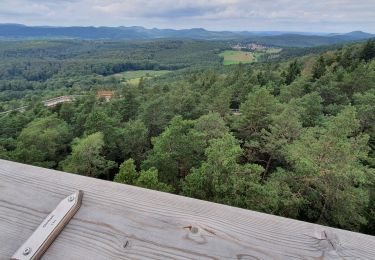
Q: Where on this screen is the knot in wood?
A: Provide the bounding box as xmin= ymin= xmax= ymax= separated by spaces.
xmin=184 ymin=225 xmax=206 ymax=244
xmin=190 ymin=226 xmax=199 ymax=234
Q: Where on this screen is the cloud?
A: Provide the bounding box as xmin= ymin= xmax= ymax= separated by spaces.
xmin=0 ymin=0 xmax=374 ymax=33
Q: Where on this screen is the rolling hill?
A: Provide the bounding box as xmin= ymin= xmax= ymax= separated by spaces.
xmin=0 ymin=24 xmax=373 ymax=47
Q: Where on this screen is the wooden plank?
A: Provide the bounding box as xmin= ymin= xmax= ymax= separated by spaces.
xmin=0 ymin=159 xmax=374 ymax=260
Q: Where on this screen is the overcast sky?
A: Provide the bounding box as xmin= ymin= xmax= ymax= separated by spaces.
xmin=0 ymin=0 xmax=374 ymax=33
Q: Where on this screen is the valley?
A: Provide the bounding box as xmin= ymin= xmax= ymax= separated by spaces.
xmin=0 ymin=33 xmax=374 ymax=236
xmin=1 ymin=0 xmax=375 ymax=257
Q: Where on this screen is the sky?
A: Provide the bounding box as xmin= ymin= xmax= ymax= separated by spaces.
xmin=0 ymin=0 xmax=374 ymax=33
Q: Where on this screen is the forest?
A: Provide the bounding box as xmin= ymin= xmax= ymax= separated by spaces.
xmin=0 ymin=39 xmax=224 ymax=106
xmin=1 ymin=38 xmax=375 ymax=235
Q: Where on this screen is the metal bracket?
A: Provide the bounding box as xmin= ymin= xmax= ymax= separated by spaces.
xmin=11 ymin=190 xmax=84 ymax=260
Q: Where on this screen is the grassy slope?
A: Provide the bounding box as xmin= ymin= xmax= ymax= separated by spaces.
xmin=218 ymin=49 xmax=281 ymax=65
xmin=219 ymin=50 xmax=254 ymax=65
xmin=109 ymin=70 xmax=171 ymax=84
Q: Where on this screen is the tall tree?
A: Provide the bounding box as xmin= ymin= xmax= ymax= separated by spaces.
xmin=61 ymin=132 xmax=116 ymax=178
xmin=312 ymin=56 xmax=326 ymax=80
xmin=114 ymin=158 xmax=173 ymax=192
xmin=274 ymin=107 xmax=373 ymax=230
xmin=236 ymin=88 xmax=279 ymax=141
xmin=14 ymin=115 xmax=72 ymax=168
xmin=135 ymin=167 xmax=173 ymax=192
xmin=143 ymin=116 xmax=206 ymax=185
xmin=84 ymin=108 xmax=122 ymax=161
xmin=260 ymin=105 xmax=302 ymax=178
xmin=289 ymin=92 xmax=324 ymax=127
xmin=194 ymin=112 xmax=229 ymax=142
xmin=208 ymin=88 xmax=232 ymax=117
xmin=114 ymin=158 xmax=139 ymax=185
xmin=117 ymin=119 xmax=149 ymax=166
xmin=140 ymin=97 xmax=173 ymax=137
xmin=353 ymin=90 xmax=375 ymax=167
xmin=235 ymin=88 xmax=280 ymax=162
xmin=182 ymin=133 xmax=280 ymax=213
xmin=109 ymin=86 xmax=139 ymax=122
xmin=284 ymin=60 xmax=302 ymax=85
xmin=360 ymin=40 xmax=375 ymax=62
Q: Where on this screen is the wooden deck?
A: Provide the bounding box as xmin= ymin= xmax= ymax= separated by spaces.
xmin=0 ymin=159 xmax=374 ymax=259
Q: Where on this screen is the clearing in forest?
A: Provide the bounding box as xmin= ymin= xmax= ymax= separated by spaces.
xmin=109 ymin=70 xmax=171 ymax=84
xmin=219 ymin=50 xmax=254 ymax=65
xmin=265 ymin=48 xmax=283 ymax=54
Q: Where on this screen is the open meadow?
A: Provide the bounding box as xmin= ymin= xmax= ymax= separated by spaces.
xmin=219 ymin=50 xmax=254 ymax=65
xmin=110 ymin=70 xmax=171 ymax=84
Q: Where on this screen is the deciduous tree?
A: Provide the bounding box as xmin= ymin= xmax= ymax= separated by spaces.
xmin=61 ymin=132 xmax=116 ymax=178
xmin=14 ymin=115 xmax=72 ymax=167
xmin=143 ymin=116 xmax=206 ymax=185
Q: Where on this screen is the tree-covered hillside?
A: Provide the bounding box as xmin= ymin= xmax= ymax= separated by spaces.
xmin=1 ymin=24 xmax=374 ymax=47
xmin=0 ymin=39 xmax=225 ymax=106
xmin=1 ymin=39 xmax=375 ymax=234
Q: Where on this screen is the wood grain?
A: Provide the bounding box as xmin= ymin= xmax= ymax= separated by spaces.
xmin=0 ymin=159 xmax=374 ymax=260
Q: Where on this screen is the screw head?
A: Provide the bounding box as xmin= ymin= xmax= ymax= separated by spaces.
xmin=23 ymin=247 xmax=32 ymax=255
xmin=68 ymin=195 xmax=75 ymax=202
xmin=191 ymin=226 xmax=199 ymax=234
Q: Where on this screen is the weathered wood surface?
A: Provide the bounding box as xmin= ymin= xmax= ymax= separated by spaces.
xmin=0 ymin=159 xmax=375 ymax=260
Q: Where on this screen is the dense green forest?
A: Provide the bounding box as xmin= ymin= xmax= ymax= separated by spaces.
xmin=1 ymin=39 xmax=375 ymax=235
xmin=0 ymin=39 xmax=224 ymax=107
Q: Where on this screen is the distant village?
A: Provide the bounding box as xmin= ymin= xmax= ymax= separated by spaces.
xmin=229 ymin=43 xmax=282 ymax=60
xmin=231 ymin=43 xmax=267 ymax=51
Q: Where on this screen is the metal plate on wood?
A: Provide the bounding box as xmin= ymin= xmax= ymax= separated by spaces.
xmin=11 ymin=190 xmax=83 ymax=260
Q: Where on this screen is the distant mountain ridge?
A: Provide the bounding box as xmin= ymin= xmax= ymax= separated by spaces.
xmin=0 ymin=24 xmax=374 ymax=47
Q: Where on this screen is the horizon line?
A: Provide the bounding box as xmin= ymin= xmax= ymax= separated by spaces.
xmin=1 ymin=23 xmax=373 ymax=35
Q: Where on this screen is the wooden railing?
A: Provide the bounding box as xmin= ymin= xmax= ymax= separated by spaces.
xmin=0 ymin=159 xmax=374 ymax=259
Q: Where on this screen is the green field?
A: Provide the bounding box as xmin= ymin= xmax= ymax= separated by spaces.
xmin=110 ymin=70 xmax=171 ymax=84
xmin=219 ymin=50 xmax=254 ymax=65
xmin=219 ymin=48 xmax=282 ymax=65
